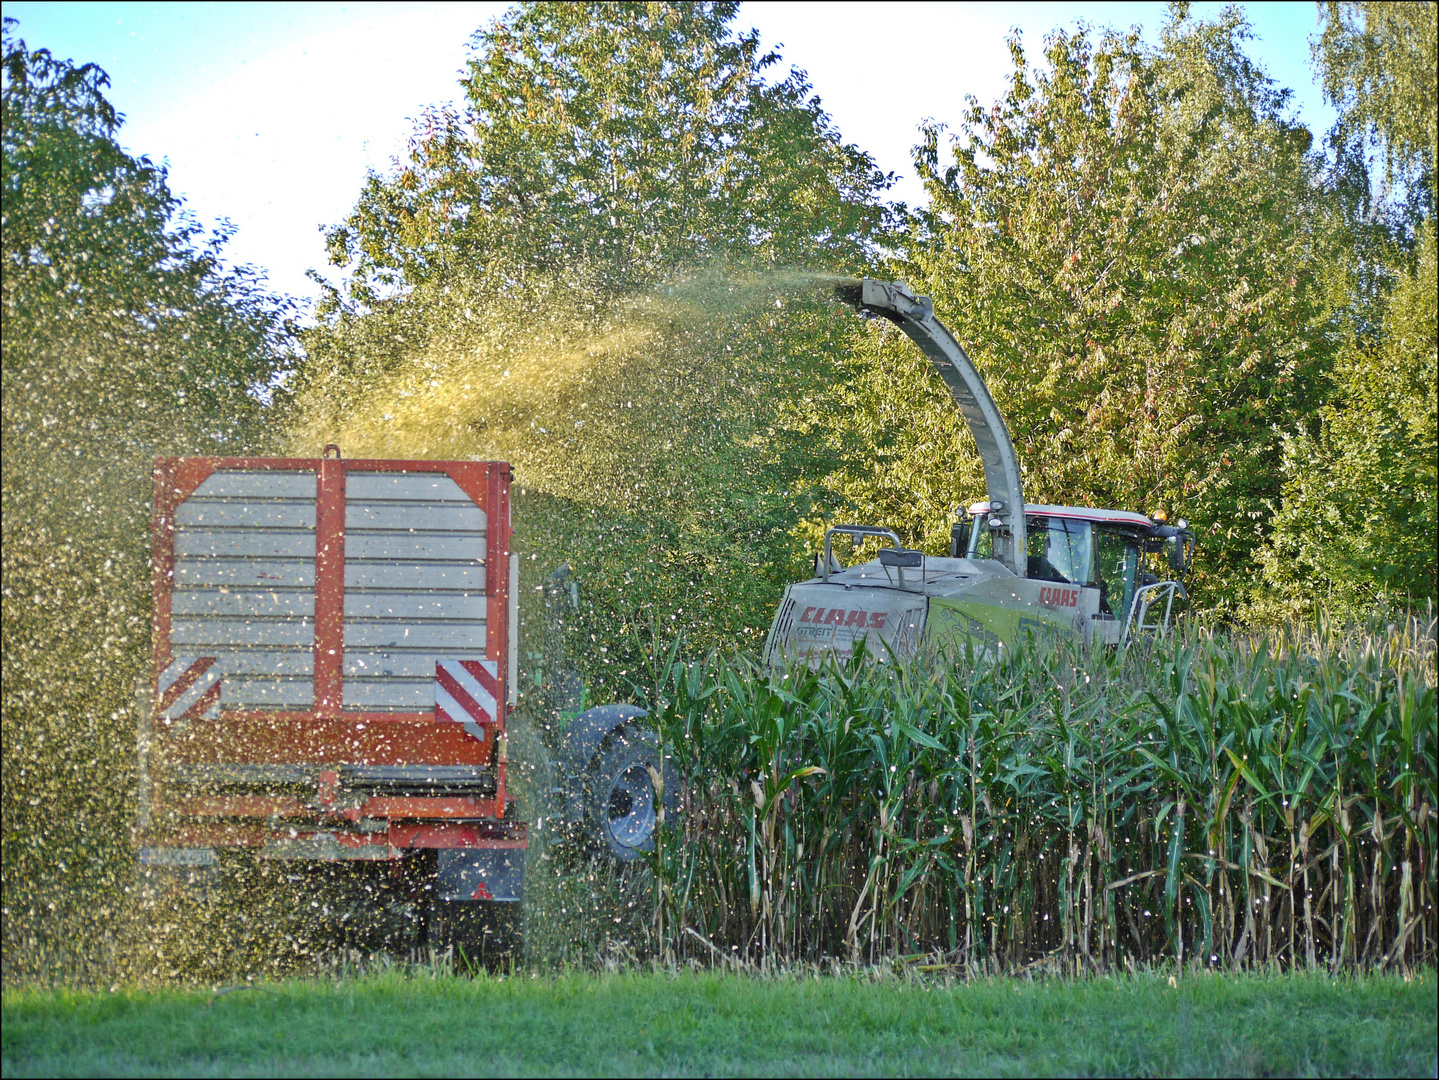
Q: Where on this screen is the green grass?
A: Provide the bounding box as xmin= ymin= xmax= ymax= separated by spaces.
xmin=3 ymin=970 xmax=1434 ymax=1077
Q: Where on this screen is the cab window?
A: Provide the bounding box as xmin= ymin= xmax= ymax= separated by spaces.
xmin=1024 ymin=516 xmax=1093 ymax=585
xmin=967 ymin=514 xmax=995 ymax=560
xmin=1093 ymin=526 xmax=1141 ymax=618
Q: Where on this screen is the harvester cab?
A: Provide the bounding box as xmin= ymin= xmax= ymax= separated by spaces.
xmin=763 ymin=279 xmax=1194 ymax=668
xmin=961 ymin=502 xmax=1193 ymax=642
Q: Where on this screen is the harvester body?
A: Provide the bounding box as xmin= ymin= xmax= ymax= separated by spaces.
xmin=765 ymin=280 xmax=1193 ymax=667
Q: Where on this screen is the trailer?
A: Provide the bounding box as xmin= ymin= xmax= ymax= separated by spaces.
xmin=135 ymin=449 xmax=532 ymax=952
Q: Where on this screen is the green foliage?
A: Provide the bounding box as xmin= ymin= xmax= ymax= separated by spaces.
xmin=2 ymin=21 xmax=288 ymax=454
xmin=801 ymin=12 xmax=1342 ymax=612
xmin=1264 ymin=220 xmax=1438 ymax=610
xmin=1316 ymin=0 xmax=1437 ymax=222
xmin=294 ymin=2 xmax=899 ymax=686
xmin=323 ymin=0 xmax=893 ymax=305
xmin=644 ymin=618 xmax=1437 ymax=971
xmin=1 ymin=18 xmax=290 ymax=965
xmin=291 ymin=269 xmax=856 ymax=691
xmin=297 ymin=0 xmax=1439 ymax=647
xmin=1262 ymin=3 xmax=1438 ymax=616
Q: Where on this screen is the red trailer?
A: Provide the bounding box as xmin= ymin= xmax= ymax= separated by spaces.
xmin=137 ymin=449 xmax=526 ymax=943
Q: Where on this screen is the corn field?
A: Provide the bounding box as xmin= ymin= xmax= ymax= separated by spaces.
xmin=639 ymin=616 xmax=1437 ymax=973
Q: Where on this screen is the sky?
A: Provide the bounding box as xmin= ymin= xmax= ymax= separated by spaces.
xmin=4 ymin=1 xmax=1337 ymax=312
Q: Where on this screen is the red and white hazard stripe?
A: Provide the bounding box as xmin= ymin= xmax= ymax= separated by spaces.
xmin=435 ymin=659 xmax=499 ymax=742
xmin=157 ymin=655 xmax=220 ymax=721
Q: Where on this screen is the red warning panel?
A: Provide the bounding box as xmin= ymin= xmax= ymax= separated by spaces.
xmin=435 ymin=659 xmax=500 ymax=742
xmin=157 ymin=655 xmax=220 ymax=721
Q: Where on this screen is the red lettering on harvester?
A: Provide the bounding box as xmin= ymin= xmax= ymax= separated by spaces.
xmin=1040 ymin=587 xmax=1080 ymax=608
xmin=798 ymin=606 xmax=891 ymax=629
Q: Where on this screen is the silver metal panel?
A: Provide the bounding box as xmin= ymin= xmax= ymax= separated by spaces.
xmin=209 ymin=650 xmax=315 ymax=676
xmin=176 ymin=559 xmax=316 ymax=588
xmin=176 ymin=529 xmax=317 ymax=559
xmin=342 ymin=621 xmax=487 ymax=650
xmin=176 ymin=501 xmax=316 ymax=528
xmin=190 ymin=471 xmax=316 ymax=500
xmin=341 ymin=469 xmax=490 ymax=710
xmin=171 ymin=618 xmax=315 ymax=648
xmin=343 ymin=678 xmax=438 ymax=709
xmin=345 ymin=502 xmax=485 ymax=532
xmin=438 ymin=848 xmax=523 ymax=902
xmin=345 ymin=650 xmax=484 ymax=677
xmin=172 ymin=590 xmax=316 ymax=618
xmin=343 ymin=592 xmax=485 ymax=621
xmin=222 ymin=676 xmax=315 ymax=708
xmin=345 ymin=473 xmax=480 ymax=503
xmin=345 ymin=562 xmax=483 ymax=590
xmin=343 ymin=533 xmax=484 ymax=561
xmin=171 ymin=469 xmax=319 ymax=710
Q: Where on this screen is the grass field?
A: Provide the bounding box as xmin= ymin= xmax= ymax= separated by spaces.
xmin=3 ymin=969 xmax=1434 ymax=1077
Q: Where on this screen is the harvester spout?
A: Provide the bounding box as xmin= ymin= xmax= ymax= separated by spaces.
xmin=835 ymin=278 xmax=1027 ymax=576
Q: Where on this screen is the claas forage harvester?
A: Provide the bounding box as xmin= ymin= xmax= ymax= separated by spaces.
xmin=762 ymin=280 xmax=1195 ymax=668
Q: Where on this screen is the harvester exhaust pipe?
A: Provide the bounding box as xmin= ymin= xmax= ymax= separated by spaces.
xmin=834 ymin=279 xmax=1028 ymax=577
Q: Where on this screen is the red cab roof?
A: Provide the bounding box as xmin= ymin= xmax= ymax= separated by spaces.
xmin=966 ymin=502 xmax=1154 ymax=529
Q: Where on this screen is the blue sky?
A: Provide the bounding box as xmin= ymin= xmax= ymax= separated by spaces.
xmin=4 ymin=2 xmax=1336 ymax=310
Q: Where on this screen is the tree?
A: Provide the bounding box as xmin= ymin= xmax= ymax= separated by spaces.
xmin=1263 ymin=221 xmax=1437 ymax=609
xmin=322 ymin=1 xmax=893 ymax=307
xmin=1315 ymin=0 xmax=1436 ymax=225
xmin=291 ymin=2 xmax=896 ymax=687
xmin=802 ymin=10 xmax=1341 ymax=611
xmin=2 ymin=21 xmax=287 ymax=450
xmin=1 ymin=18 xmax=291 ymax=973
xmin=1261 ymin=2 xmax=1437 ymax=613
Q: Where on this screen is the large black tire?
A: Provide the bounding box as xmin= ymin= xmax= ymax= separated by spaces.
xmin=584 ymin=725 xmax=679 ymax=863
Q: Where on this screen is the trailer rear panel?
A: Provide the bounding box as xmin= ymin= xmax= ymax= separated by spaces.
xmin=141 ymin=454 xmax=524 ymax=867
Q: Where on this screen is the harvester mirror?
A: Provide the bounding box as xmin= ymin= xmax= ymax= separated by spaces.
xmin=878 ymin=549 xmax=923 ymax=569
xmin=1166 ymin=533 xmax=1193 ymax=573
xmin=822 ymin=524 xmax=904 ymax=582
xmin=949 ymin=522 xmax=966 ymax=557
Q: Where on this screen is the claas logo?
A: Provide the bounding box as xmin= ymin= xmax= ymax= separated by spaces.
xmin=1038 ymin=586 xmax=1080 ymax=608
xmin=798 ymin=606 xmax=889 ymax=629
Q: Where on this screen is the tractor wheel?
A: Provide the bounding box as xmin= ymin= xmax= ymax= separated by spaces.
xmin=584 ymin=725 xmax=678 ymax=863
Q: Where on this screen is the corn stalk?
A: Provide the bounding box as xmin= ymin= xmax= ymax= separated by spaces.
xmin=643 ymin=613 xmax=1436 ymax=971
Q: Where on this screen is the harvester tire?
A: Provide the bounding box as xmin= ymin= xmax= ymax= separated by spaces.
xmin=584 ymin=725 xmax=680 ymax=863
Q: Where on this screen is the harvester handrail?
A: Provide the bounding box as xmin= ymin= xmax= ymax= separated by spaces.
xmin=823 ymin=525 xmax=903 ymax=583
xmin=1123 ymin=579 xmax=1188 ymax=646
